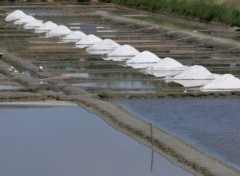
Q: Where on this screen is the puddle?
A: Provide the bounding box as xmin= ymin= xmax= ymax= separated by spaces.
xmin=63 ymin=71 xmax=151 ymax=79
xmin=0 ymin=85 xmax=23 ymax=90
xmin=22 ymin=9 xmax=65 ymax=15
xmin=0 ymin=105 xmax=191 ymax=176
xmin=73 ymin=80 xmax=182 ymax=89
xmin=115 ymin=98 xmax=240 ymax=170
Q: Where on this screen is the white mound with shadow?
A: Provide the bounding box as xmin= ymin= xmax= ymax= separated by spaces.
xmin=45 ymin=25 xmax=72 ymax=37
xmin=75 ymin=34 xmax=102 ymax=49
xmin=14 ymin=15 xmax=36 ymax=25
xmin=86 ymin=39 xmax=120 ymax=55
xmin=24 ymin=20 xmax=43 ymax=29
xmin=35 ymin=21 xmax=58 ymax=33
xmin=201 ymin=74 xmax=240 ymax=90
xmin=105 ymin=45 xmax=139 ymax=61
xmin=126 ymin=51 xmax=161 ymax=69
xmin=147 ymin=57 xmax=186 ymax=70
xmin=5 ymin=10 xmax=27 ymax=21
xmin=172 ymin=65 xmax=217 ymax=80
xmin=61 ymin=31 xmax=87 ymax=43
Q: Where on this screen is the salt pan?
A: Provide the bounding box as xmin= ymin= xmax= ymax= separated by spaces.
xmin=23 ymin=20 xmax=43 ymax=29
xmin=45 ymin=25 xmax=72 ymax=37
xmin=14 ymin=15 xmax=36 ymax=25
xmin=61 ymin=31 xmax=87 ymax=43
xmin=172 ymin=65 xmax=216 ymax=80
xmin=75 ymin=34 xmax=102 ymax=48
xmin=201 ymin=74 xmax=240 ymax=90
xmin=35 ymin=21 xmax=58 ymax=33
xmin=5 ymin=10 xmax=27 ymax=21
xmin=86 ymin=39 xmax=120 ymax=55
xmin=106 ymin=45 xmax=139 ymax=61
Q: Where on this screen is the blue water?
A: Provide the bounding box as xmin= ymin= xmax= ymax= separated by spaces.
xmin=0 ymin=105 xmax=191 ymax=176
xmin=115 ymin=98 xmax=240 ymax=170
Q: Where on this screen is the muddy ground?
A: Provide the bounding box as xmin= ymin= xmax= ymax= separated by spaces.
xmin=0 ymin=1 xmax=240 ymax=176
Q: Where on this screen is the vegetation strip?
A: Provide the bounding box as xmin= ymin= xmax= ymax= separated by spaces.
xmin=113 ymin=0 xmax=240 ymax=26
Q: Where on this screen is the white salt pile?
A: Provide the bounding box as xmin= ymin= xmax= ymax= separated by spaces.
xmin=75 ymin=34 xmax=102 ymax=49
xmin=5 ymin=10 xmax=27 ymax=21
xmin=105 ymin=45 xmax=139 ymax=61
xmin=23 ymin=20 xmax=43 ymax=29
xmin=144 ymin=57 xmax=187 ymax=78
xmin=146 ymin=57 xmax=186 ymax=70
xmin=61 ymin=31 xmax=87 ymax=43
xmin=172 ymin=65 xmax=216 ymax=80
xmin=173 ymin=80 xmax=213 ymax=88
xmin=86 ymin=39 xmax=120 ymax=55
xmin=127 ymin=51 xmax=161 ymax=63
xmin=35 ymin=21 xmax=58 ymax=33
xmin=45 ymin=25 xmax=72 ymax=37
xmin=201 ymin=74 xmax=240 ymax=90
xmin=146 ymin=70 xmax=184 ymax=78
xmin=14 ymin=15 xmax=36 ymax=25
xmin=126 ymin=51 xmax=161 ymax=69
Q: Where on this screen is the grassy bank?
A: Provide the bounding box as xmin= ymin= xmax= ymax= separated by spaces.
xmin=112 ymin=0 xmax=240 ymax=26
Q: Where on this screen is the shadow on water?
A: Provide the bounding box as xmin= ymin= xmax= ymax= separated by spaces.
xmin=0 ymin=105 xmax=191 ymax=176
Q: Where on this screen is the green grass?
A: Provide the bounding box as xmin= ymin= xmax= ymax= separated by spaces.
xmin=112 ymin=0 xmax=240 ymax=26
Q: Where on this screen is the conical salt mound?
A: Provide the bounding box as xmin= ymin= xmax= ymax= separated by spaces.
xmin=75 ymin=34 xmax=102 ymax=48
xmin=5 ymin=10 xmax=27 ymax=21
xmin=61 ymin=31 xmax=87 ymax=42
xmin=147 ymin=57 xmax=185 ymax=70
xmin=14 ymin=15 xmax=36 ymax=25
xmin=105 ymin=45 xmax=139 ymax=61
xmin=173 ymin=65 xmax=215 ymax=80
xmin=126 ymin=51 xmax=161 ymax=63
xmin=35 ymin=21 xmax=58 ymax=33
xmin=108 ymin=45 xmax=139 ymax=57
xmin=45 ymin=25 xmax=72 ymax=37
xmin=201 ymin=74 xmax=240 ymax=90
xmin=23 ymin=20 xmax=43 ymax=29
xmin=86 ymin=39 xmax=120 ymax=55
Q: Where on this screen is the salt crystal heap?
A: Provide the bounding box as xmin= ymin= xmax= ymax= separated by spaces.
xmin=147 ymin=57 xmax=185 ymax=70
xmin=75 ymin=34 xmax=102 ymax=49
xmin=23 ymin=20 xmax=43 ymax=29
xmin=61 ymin=31 xmax=87 ymax=43
xmin=126 ymin=51 xmax=161 ymax=69
xmin=173 ymin=65 xmax=216 ymax=80
xmin=45 ymin=25 xmax=72 ymax=37
xmin=171 ymin=65 xmax=218 ymax=87
xmin=145 ymin=57 xmax=186 ymax=77
xmin=105 ymin=45 xmax=139 ymax=61
xmin=201 ymin=74 xmax=240 ymax=90
xmin=35 ymin=21 xmax=58 ymax=33
xmin=5 ymin=10 xmax=27 ymax=21
xmin=86 ymin=39 xmax=120 ymax=55
xmin=14 ymin=15 xmax=36 ymax=25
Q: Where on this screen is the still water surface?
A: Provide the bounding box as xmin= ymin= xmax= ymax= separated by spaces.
xmin=115 ymin=98 xmax=240 ymax=170
xmin=0 ymin=105 xmax=191 ymax=176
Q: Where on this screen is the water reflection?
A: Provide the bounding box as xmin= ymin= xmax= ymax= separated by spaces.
xmin=115 ymin=98 xmax=240 ymax=169
xmin=0 ymin=105 xmax=191 ymax=176
xmin=73 ymin=80 xmax=182 ymax=89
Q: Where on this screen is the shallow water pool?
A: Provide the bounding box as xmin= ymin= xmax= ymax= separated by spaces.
xmin=115 ymin=98 xmax=240 ymax=170
xmin=0 ymin=104 xmax=191 ymax=176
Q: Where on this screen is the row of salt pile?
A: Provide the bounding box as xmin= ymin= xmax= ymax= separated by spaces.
xmin=5 ymin=10 xmax=240 ymax=91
